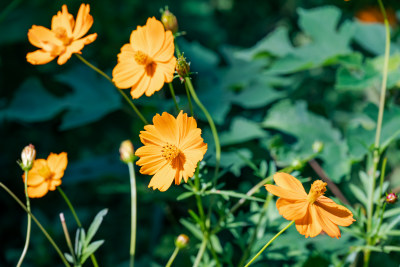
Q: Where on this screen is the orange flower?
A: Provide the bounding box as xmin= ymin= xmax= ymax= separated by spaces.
xmin=265 ymin=173 xmax=355 ymax=238
xmin=112 ymin=17 xmax=177 ymax=99
xmin=135 ymin=111 xmax=207 ymax=191
xmin=23 ymin=152 xmax=68 ymax=198
xmin=27 ymin=4 xmax=97 ymax=65
xmin=356 ymin=6 xmax=397 ymax=26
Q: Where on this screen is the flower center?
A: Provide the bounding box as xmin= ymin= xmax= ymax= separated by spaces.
xmin=54 ymin=27 xmax=72 ymax=46
xmin=161 ymin=143 xmax=180 ymax=161
xmin=133 ymin=50 xmax=149 ymax=65
xmin=307 ymin=180 xmax=327 ymax=204
xmin=38 ymin=165 xmax=52 ymax=180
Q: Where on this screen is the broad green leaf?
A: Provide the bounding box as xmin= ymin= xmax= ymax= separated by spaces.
xmin=261 ymin=100 xmax=350 ymax=182
xmin=86 ymin=209 xmax=108 ymax=246
xmin=219 ymin=117 xmax=267 ymax=146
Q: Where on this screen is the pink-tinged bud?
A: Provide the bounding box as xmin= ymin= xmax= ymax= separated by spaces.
xmin=386 ymin=192 xmax=398 ymax=204
xmin=176 ymin=54 xmax=190 ymax=82
xmin=20 ymin=144 xmax=36 ymax=171
xmin=175 ymin=234 xmax=189 ymax=249
xmin=161 ymin=8 xmax=178 ymax=34
xmin=120 ymin=140 xmax=134 ymax=163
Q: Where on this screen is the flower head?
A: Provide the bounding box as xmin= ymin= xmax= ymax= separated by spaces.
xmin=27 ymin=4 xmax=97 ymax=65
xmin=175 ymin=234 xmax=189 ymax=249
xmin=135 ymin=111 xmax=207 ymax=191
xmin=356 ymin=6 xmax=397 ymax=26
xmin=265 ymin=173 xmax=355 ymax=238
xmin=112 ymin=17 xmax=177 ymax=99
xmin=176 ymin=54 xmax=190 ymax=82
xmin=19 ymin=144 xmax=36 ymax=171
xmin=120 ymin=140 xmax=135 ymax=163
xmin=23 ymin=152 xmax=68 ymax=198
xmin=386 ymin=192 xmax=398 ymax=204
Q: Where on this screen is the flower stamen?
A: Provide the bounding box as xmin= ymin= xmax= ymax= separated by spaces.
xmin=54 ymin=27 xmax=72 ymax=46
xmin=307 ymin=180 xmax=327 ymax=204
xmin=161 ymin=143 xmax=180 ymax=161
xmin=133 ymin=50 xmax=149 ymax=65
xmin=38 ymin=165 xmax=52 ymax=180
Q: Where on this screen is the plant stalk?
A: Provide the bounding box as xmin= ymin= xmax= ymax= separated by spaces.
xmin=128 ymin=162 xmax=137 ymax=267
xmin=17 ymin=170 xmax=31 ymax=267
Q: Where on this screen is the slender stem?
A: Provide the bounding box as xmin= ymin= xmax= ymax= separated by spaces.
xmin=375 ymin=158 xmax=388 ymax=218
xmin=57 ymin=187 xmax=99 ymax=267
xmin=60 ymin=213 xmax=77 ymax=265
xmin=365 ymin=0 xmax=391 ymax=265
xmin=58 ymin=187 xmax=82 ymax=227
xmin=193 ymin=237 xmax=208 ymax=267
xmin=168 ymin=83 xmax=180 ymax=112
xmin=184 ymin=83 xmax=194 ymax=117
xmin=75 ymin=54 xmax=149 ymax=125
xmin=0 ymin=0 xmax=22 ymax=23
xmin=128 ymin=162 xmax=137 ymax=267
xmin=0 ymin=183 xmax=71 ymax=267
xmin=185 ymin=77 xmax=221 ymax=181
xmin=244 ymin=221 xmax=295 ymax=267
xmin=17 ymin=170 xmax=31 ymax=267
xmin=238 ymin=194 xmax=272 ymax=267
xmin=165 ymin=247 xmax=180 ymax=267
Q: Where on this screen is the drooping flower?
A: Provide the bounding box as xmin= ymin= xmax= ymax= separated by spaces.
xmin=112 ymin=17 xmax=177 ymax=99
xmin=23 ymin=152 xmax=68 ymax=198
xmin=135 ymin=111 xmax=207 ymax=191
xmin=265 ymin=173 xmax=355 ymax=238
xmin=27 ymin=4 xmax=97 ymax=65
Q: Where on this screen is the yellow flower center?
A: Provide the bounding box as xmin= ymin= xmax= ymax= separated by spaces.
xmin=307 ymin=180 xmax=327 ymax=204
xmin=161 ymin=143 xmax=180 ymax=161
xmin=54 ymin=27 xmax=72 ymax=46
xmin=133 ymin=50 xmax=149 ymax=65
xmin=38 ymin=165 xmax=52 ymax=180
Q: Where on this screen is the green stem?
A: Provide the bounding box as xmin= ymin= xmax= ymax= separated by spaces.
xmin=375 ymin=158 xmax=388 ymax=219
xmin=185 ymin=77 xmax=221 ymax=182
xmin=184 ymin=83 xmax=194 ymax=117
xmin=60 ymin=213 xmax=77 ymax=265
xmin=75 ymin=54 xmax=148 ymax=125
xmin=165 ymin=247 xmax=180 ymax=267
xmin=238 ymin=194 xmax=273 ymax=267
xmin=57 ymin=187 xmax=99 ymax=267
xmin=128 ymin=162 xmax=137 ymax=267
xmin=365 ymin=0 xmax=391 ymax=265
xmin=244 ymin=221 xmax=295 ymax=267
xmin=168 ymin=83 xmax=180 ymax=112
xmin=17 ymin=170 xmax=31 ymax=267
xmin=0 ymin=183 xmax=71 ymax=267
xmin=193 ymin=237 xmax=208 ymax=267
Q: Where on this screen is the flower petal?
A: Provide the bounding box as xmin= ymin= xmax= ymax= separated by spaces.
xmin=113 ymin=44 xmax=145 ymax=89
xmin=144 ymin=65 xmax=165 ymax=96
xmin=156 ymin=58 xmax=176 ymax=83
xmin=47 ymin=152 xmax=67 ymax=178
xmin=28 ymin=25 xmax=62 ymax=48
xmin=276 ymin=198 xmax=309 ymax=221
xmin=151 ymin=112 xmax=179 ymax=144
xmin=145 ymin=17 xmax=166 ymax=58
xmin=295 ymin=205 xmax=322 ymax=238
xmin=273 ymin=173 xmax=307 ymax=196
xmin=72 ymin=4 xmax=94 ymax=40
xmin=27 ymin=50 xmax=57 ymax=65
xmin=130 ymin=25 xmax=149 ymax=54
xmin=51 ymin=5 xmax=74 ymax=37
xmin=148 ymin=163 xmax=175 ymax=191
xmin=314 ymin=204 xmax=341 ymax=238
xmin=315 ymin=196 xmax=355 ymax=226
xmin=130 ymin=74 xmax=151 ymax=99
xmin=28 ymin=182 xmax=49 ymax=198
xmin=57 ymin=34 xmax=97 ymax=65
xmin=265 ymin=184 xmax=307 ymax=200
xmin=152 ymin=30 xmax=175 ymax=62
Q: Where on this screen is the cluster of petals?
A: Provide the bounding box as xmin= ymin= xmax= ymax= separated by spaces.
xmin=23 ymin=152 xmax=68 ymax=198
xmin=27 ymin=4 xmax=97 ymax=65
xmin=112 ymin=17 xmax=177 ymax=99
xmin=135 ymin=111 xmax=207 ymax=191
xmin=265 ymin=173 xmax=355 ymax=238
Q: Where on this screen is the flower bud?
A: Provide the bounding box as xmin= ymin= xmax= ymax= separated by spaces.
xmin=176 ymin=54 xmax=190 ymax=82
xmin=175 ymin=234 xmax=189 ymax=249
xmin=161 ymin=8 xmax=178 ymax=34
xmin=312 ymin=141 xmax=324 ymax=153
xmin=19 ymin=144 xmax=36 ymax=171
xmin=386 ymin=192 xmax=398 ymax=204
xmin=120 ymin=140 xmax=134 ymax=163
xmin=291 ymin=159 xmax=302 ymax=169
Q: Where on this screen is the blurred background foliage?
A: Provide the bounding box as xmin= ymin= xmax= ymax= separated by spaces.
xmin=2 ymin=0 xmax=400 ymax=266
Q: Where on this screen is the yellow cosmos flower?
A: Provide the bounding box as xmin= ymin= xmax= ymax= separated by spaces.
xmin=265 ymin=173 xmax=355 ymax=238
xmin=135 ymin=111 xmax=207 ymax=191
xmin=112 ymin=17 xmax=177 ymax=99
xmin=27 ymin=4 xmax=97 ymax=65
xmin=23 ymin=152 xmax=68 ymax=198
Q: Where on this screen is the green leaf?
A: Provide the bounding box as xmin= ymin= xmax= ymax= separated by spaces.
xmin=209 ymin=235 xmax=223 ymax=253
xmin=349 ymin=184 xmax=367 ymax=207
xmin=64 ymin=253 xmax=74 ymax=264
xmin=383 ymin=208 xmax=400 ymax=219
xmin=261 ymin=100 xmax=350 ymax=182
xmin=81 ymin=240 xmax=104 ymax=264
xmin=180 ymin=218 xmax=203 ymax=241
xmin=177 ymin=192 xmax=195 ymax=201
xmin=86 ymin=209 xmax=108 ymax=246
xmin=219 ymin=117 xmax=267 ymax=146
xmin=205 ymin=189 xmax=265 ymax=203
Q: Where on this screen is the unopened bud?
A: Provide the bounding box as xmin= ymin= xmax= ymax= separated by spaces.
xmin=176 ymin=54 xmax=190 ymax=82
xmin=161 ymin=8 xmax=178 ymax=34
xmin=175 ymin=234 xmax=189 ymax=249
xmin=312 ymin=141 xmax=324 ymax=153
xmin=291 ymin=159 xmax=302 ymax=169
xmin=19 ymin=144 xmax=36 ymax=171
xmin=386 ymin=192 xmax=398 ymax=204
xmin=120 ymin=140 xmax=134 ymax=163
